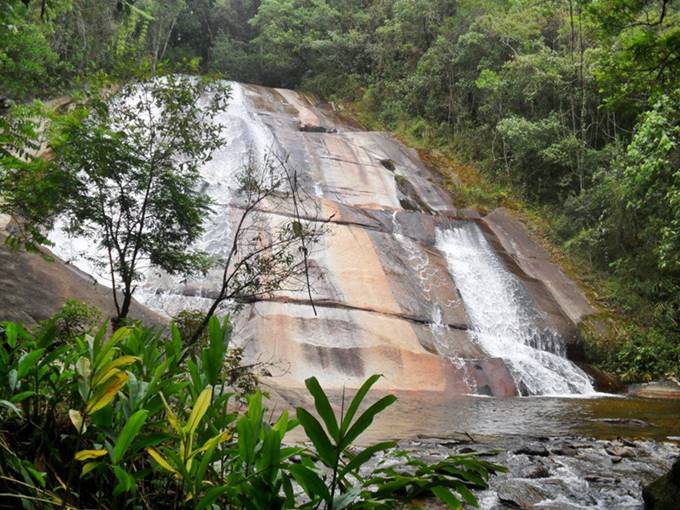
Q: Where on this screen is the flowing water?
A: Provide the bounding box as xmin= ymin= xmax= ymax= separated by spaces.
xmin=436 ymin=221 xmax=595 ymax=396
xmin=48 ymin=82 xmax=276 ymax=316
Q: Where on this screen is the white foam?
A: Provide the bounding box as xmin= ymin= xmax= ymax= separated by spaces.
xmin=48 ymin=81 xmax=280 ymax=317
xmin=436 ymin=222 xmax=594 ymax=396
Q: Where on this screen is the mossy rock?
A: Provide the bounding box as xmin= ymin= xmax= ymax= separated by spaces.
xmin=643 ymin=458 xmax=680 ymax=510
xmin=577 ymin=313 xmax=623 ymax=364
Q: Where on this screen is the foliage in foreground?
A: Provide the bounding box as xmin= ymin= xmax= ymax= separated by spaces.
xmin=0 ymin=307 xmax=504 ymax=509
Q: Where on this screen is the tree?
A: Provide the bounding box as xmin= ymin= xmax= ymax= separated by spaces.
xmin=50 ymin=74 xmax=229 ymax=325
xmin=588 ymin=0 xmax=680 ymax=111
xmin=0 ymin=1 xmax=59 ymax=99
xmin=0 ymin=100 xmax=71 ymax=251
xmin=187 ymin=151 xmax=326 ymax=346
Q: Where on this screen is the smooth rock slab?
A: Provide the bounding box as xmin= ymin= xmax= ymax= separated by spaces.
xmin=234 ymin=300 xmax=516 ymax=395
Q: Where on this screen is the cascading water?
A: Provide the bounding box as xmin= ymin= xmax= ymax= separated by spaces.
xmin=436 ymin=221 xmax=594 ymax=396
xmin=48 ymin=82 xmax=278 ymax=316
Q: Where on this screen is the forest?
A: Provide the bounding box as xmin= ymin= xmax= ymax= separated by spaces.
xmin=1 ymin=0 xmax=680 ymax=508
xmin=3 ymin=0 xmax=678 ymax=381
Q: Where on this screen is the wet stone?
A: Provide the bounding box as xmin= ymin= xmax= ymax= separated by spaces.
xmin=513 ymin=444 xmax=550 ymax=457
xmin=523 ymin=463 xmax=550 ymax=479
xmin=399 ymin=436 xmax=680 ymax=509
xmin=549 ymin=445 xmax=578 ymax=457
xmin=605 ymin=445 xmax=635 ymax=458
xmin=497 ymin=480 xmax=546 ymax=509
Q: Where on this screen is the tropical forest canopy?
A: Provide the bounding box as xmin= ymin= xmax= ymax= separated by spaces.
xmin=1 ymin=0 xmax=679 ymax=380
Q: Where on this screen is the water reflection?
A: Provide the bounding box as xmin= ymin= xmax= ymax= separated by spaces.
xmin=273 ymin=387 xmax=680 ymax=445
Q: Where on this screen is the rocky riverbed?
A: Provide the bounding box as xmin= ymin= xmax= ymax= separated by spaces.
xmin=387 ymin=435 xmax=679 ymax=509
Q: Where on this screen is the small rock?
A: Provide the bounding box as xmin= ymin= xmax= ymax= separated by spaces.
xmin=550 ymin=445 xmax=578 ymax=456
xmin=584 ymin=474 xmax=618 ymax=483
xmin=592 ymin=418 xmax=649 ymax=427
xmin=497 ymin=481 xmax=546 ymax=509
xmin=525 ymin=464 xmax=551 ymax=479
xmin=628 ymin=380 xmax=680 ymax=399
xmin=514 ymin=445 xmax=549 ymax=457
xmin=606 ymin=446 xmax=635 ymax=458
xmin=611 ymin=456 xmax=622 ymax=464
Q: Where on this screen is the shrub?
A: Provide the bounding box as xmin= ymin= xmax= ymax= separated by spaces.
xmin=0 ymin=314 xmax=504 ymax=509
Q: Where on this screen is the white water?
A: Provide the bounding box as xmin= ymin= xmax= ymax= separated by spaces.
xmin=436 ymin=222 xmax=594 ymax=396
xmin=49 ymin=82 xmax=278 ymax=317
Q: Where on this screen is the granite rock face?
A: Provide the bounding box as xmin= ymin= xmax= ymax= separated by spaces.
xmin=36 ymin=82 xmax=597 ymax=396
xmin=0 ymin=230 xmax=161 ymax=327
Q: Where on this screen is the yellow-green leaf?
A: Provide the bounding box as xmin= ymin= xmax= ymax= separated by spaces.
xmin=82 ymin=461 xmax=101 ymax=476
xmin=94 ymin=367 xmax=121 ymax=387
xmin=92 ymin=356 xmax=141 ymax=386
xmin=147 ymin=448 xmax=178 ymax=475
xmin=191 ymin=430 xmax=233 ymax=458
xmin=74 ymin=449 xmax=108 ymax=461
xmin=160 ymin=392 xmax=182 ymax=434
xmin=184 ymin=386 xmax=212 ymax=435
xmin=75 ymin=357 xmax=91 ymax=381
xmin=68 ymin=409 xmax=86 ymax=433
xmin=85 ymin=371 xmax=128 ymax=414
xmin=93 ymin=326 xmax=131 ymax=369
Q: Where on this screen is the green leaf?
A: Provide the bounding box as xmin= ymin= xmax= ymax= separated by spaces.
xmin=4 ymin=322 xmax=18 ymax=348
xmin=431 ymin=486 xmax=462 ymax=509
xmin=237 ymin=415 xmax=256 ymax=465
xmin=340 ymin=374 xmax=382 ymax=434
xmin=94 ymin=326 xmax=130 ymax=369
xmin=10 ymin=390 xmax=35 ymax=403
xmin=341 ymin=394 xmax=396 ymax=448
xmin=17 ymin=348 xmax=45 ymax=378
xmin=194 ymin=438 xmax=220 ymax=495
xmin=340 ymin=441 xmax=396 ymax=477
xmin=296 ymin=407 xmax=336 ymax=467
xmin=304 ymin=376 xmax=339 ymax=441
xmin=195 ymin=485 xmax=229 ymax=510
xmin=81 ymin=461 xmax=101 ymax=476
xmin=288 ymin=463 xmax=330 ymax=502
xmin=112 ymin=465 xmax=136 ymax=496
xmin=452 ymin=482 xmax=478 ymax=507
xmin=112 ymin=409 xmax=149 ymax=464
xmin=184 ymin=386 xmax=212 ymax=435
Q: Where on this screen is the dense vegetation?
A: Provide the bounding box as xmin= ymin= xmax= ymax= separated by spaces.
xmin=1 ymin=2 xmax=679 ymax=375
xmin=0 ymin=302 xmax=503 ymax=508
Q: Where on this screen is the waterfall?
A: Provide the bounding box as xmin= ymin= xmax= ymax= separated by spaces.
xmin=48 ymin=82 xmax=277 ymax=316
xmin=436 ymin=221 xmax=594 ymax=396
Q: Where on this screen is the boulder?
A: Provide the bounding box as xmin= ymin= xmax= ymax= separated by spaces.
xmin=643 ymin=457 xmax=680 ymax=509
xmin=629 ymin=381 xmax=680 ymax=400
xmin=497 ymin=480 xmax=547 ymax=509
xmin=0 ymin=232 xmax=163 ymax=327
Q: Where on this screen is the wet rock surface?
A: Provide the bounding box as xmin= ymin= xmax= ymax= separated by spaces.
xmin=44 ymin=81 xmax=599 ymax=397
xmin=389 ymin=435 xmax=680 ymax=509
xmin=0 ymin=231 xmax=162 ymax=327
xmin=628 ymin=381 xmax=680 ymax=400
xmin=643 ymin=457 xmax=680 ymax=510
